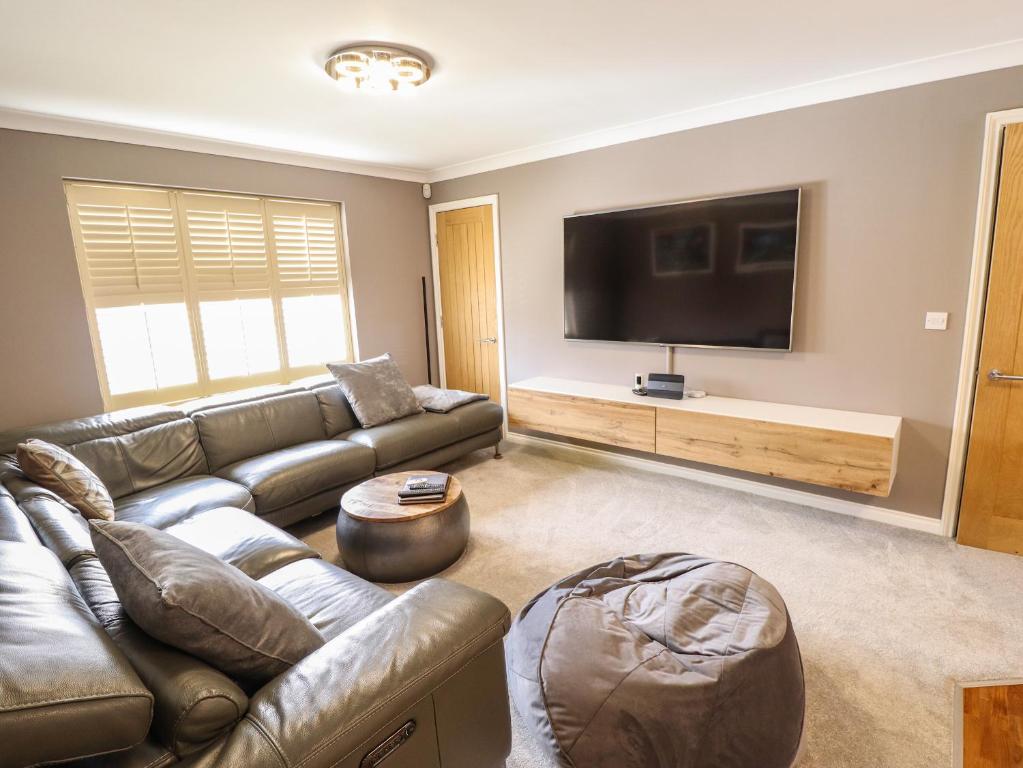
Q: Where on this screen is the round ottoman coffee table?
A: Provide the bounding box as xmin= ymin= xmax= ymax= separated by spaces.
xmin=337 ymin=472 xmax=469 ymax=583
xmin=507 ymin=553 xmax=805 ymax=768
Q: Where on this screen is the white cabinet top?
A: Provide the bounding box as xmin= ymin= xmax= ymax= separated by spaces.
xmin=509 ymin=376 xmax=901 ymax=439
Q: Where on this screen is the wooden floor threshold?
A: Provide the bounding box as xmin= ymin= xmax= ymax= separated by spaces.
xmin=957 ymin=680 xmax=1023 ymax=768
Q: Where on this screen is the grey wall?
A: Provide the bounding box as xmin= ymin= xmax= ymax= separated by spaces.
xmin=0 ymin=129 xmax=432 ymax=429
xmin=433 ymin=66 xmax=1023 ymax=520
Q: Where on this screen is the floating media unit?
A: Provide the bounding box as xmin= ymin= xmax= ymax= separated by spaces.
xmin=508 ymin=377 xmax=901 ymax=497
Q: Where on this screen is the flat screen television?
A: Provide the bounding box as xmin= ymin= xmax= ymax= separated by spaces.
xmin=564 ymin=188 xmax=800 ymax=351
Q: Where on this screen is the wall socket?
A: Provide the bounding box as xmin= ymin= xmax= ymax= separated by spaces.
xmin=924 ymin=311 xmax=948 ymax=331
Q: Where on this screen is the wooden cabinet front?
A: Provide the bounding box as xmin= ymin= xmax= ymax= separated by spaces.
xmin=655 ymin=408 xmax=897 ymax=496
xmin=508 ymin=388 xmax=655 ymax=452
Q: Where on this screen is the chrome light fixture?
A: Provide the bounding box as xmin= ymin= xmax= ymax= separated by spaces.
xmin=324 ymin=45 xmax=431 ymax=91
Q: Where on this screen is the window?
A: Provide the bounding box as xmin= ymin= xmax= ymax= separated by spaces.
xmin=65 ymin=182 xmax=354 ymax=409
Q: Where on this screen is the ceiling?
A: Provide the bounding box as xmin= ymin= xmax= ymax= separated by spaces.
xmin=1 ymin=1 xmax=1022 ymax=182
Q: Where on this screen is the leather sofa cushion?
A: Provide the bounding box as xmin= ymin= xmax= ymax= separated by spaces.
xmin=0 ymin=454 xmax=20 ymax=484
xmin=71 ymin=418 xmax=209 ymax=500
xmin=258 ymin=557 xmax=394 ymax=640
xmin=193 ymin=391 xmax=327 ymax=472
xmin=0 ymin=405 xmax=184 ymax=454
xmin=0 ymin=541 xmax=153 ymax=767
xmin=217 ymin=440 xmax=375 ymax=516
xmin=3 ymin=412 xmax=207 ymax=505
xmin=215 ymin=579 xmax=511 ymax=768
xmin=341 ymin=412 xmax=462 ymax=469
xmin=115 ymin=475 xmax=255 ymax=529
xmin=0 ymin=485 xmax=40 ymax=544
xmin=17 ymin=438 xmax=116 ymax=520
xmin=92 ymin=520 xmax=325 ymax=683
xmin=388 ymin=427 xmax=501 ymax=473
xmin=70 ymin=557 xmax=249 ymax=757
xmin=71 ymin=738 xmax=176 ymax=768
xmin=309 ymin=381 xmax=359 ymax=436
xmin=180 ymin=382 xmax=306 ymax=415
xmin=166 ymin=506 xmax=319 ymax=580
xmin=447 ymin=400 xmax=505 ymax=440
xmin=18 ymin=492 xmax=95 ymax=566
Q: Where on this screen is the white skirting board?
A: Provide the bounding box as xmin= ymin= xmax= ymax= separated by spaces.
xmin=504 ymin=432 xmax=944 ymax=536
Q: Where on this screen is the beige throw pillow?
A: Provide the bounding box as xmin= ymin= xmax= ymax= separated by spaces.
xmin=16 ymin=438 xmax=115 ymax=521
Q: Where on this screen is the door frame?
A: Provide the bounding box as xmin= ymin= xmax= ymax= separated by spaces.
xmin=428 ymin=194 xmax=509 ymax=432
xmin=942 ymin=107 xmax=1023 ymax=538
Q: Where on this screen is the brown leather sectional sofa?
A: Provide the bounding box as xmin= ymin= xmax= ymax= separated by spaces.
xmin=0 ymin=378 xmax=511 ymax=768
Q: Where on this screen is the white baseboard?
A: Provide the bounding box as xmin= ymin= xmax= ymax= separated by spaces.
xmin=504 ymin=432 xmax=945 ymax=536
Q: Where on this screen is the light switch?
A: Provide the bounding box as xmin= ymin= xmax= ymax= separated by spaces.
xmin=925 ymin=311 xmax=948 ymax=331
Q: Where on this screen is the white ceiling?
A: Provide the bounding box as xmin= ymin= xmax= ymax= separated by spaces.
xmin=1 ymin=1 xmax=1023 ymax=182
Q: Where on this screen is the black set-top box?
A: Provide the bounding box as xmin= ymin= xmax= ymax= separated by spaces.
xmin=646 ymin=373 xmax=685 ymax=400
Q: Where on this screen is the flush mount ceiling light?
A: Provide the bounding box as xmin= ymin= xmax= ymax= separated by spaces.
xmin=324 ymin=45 xmax=431 ymax=92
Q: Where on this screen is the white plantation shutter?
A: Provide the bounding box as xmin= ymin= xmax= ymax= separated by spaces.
xmin=179 ymin=192 xmax=283 ymax=382
xmin=267 ymin=199 xmax=343 ymax=290
xmin=65 ymin=181 xmax=353 ymax=409
xmin=65 ymin=182 xmax=199 ymax=404
xmin=66 ymin=184 xmax=185 ymax=300
xmin=179 ymin=192 xmax=271 ymax=294
xmin=266 ymin=199 xmax=352 ymax=367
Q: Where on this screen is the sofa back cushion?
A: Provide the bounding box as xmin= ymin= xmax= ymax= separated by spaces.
xmin=70 ymin=556 xmax=249 ymax=757
xmin=14 ymin=488 xmax=96 ymax=567
xmin=0 ymin=486 xmax=40 ymax=545
xmin=309 ymin=381 xmax=360 ymax=437
xmin=0 ymin=541 xmax=153 ymax=767
xmin=0 ymin=405 xmax=184 ymax=454
xmin=193 ymin=391 xmax=326 ymax=472
xmin=71 ymin=418 xmax=209 ymax=499
xmin=0 ymin=408 xmax=208 ymax=501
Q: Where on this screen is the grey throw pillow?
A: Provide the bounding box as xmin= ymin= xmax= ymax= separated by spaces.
xmin=90 ymin=520 xmax=324 ymax=683
xmin=327 ymin=353 xmax=424 ymax=428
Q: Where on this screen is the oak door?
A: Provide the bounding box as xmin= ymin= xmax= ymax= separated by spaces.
xmin=958 ymin=123 xmax=1023 ymax=554
xmin=435 ymin=205 xmax=501 ymax=403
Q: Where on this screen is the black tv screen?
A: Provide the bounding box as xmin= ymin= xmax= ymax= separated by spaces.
xmin=564 ymin=188 xmax=800 ymax=350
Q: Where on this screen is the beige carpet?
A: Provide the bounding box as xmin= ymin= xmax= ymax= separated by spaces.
xmin=291 ymin=441 xmax=1023 ymax=768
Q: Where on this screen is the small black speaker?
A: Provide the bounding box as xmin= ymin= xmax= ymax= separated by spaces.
xmin=646 ymin=373 xmax=684 ymax=400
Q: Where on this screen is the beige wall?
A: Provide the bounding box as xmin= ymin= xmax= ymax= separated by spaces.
xmin=0 ymin=129 xmax=432 ymax=429
xmin=433 ymin=66 xmax=1023 ymax=520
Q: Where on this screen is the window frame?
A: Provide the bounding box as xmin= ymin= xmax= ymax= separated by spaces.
xmin=64 ymin=180 xmax=357 ymax=411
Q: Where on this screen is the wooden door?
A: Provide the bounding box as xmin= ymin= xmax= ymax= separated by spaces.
xmin=435 ymin=205 xmax=501 ymax=403
xmin=958 ymin=123 xmax=1023 ymax=553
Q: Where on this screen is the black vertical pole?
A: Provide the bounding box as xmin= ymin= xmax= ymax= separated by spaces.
xmin=422 ymin=276 xmax=433 ymax=385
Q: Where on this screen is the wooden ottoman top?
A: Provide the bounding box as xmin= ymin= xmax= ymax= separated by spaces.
xmin=341 ymin=472 xmax=463 ymax=523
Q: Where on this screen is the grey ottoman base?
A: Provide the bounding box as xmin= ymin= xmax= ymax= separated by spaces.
xmin=337 ymin=495 xmax=469 ymax=583
xmin=507 ymin=553 xmax=805 ymax=768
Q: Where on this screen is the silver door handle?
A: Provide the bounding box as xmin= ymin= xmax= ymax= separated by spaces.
xmin=988 ymin=369 xmax=1023 ymax=382
xmin=479 ymin=337 xmax=497 ymax=344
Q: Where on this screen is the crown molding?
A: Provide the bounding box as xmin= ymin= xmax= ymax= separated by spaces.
xmin=3 ymin=36 xmax=1022 ymax=186
xmin=426 ymin=36 xmax=1023 ymax=182
xmin=0 ymin=107 xmax=429 ymax=183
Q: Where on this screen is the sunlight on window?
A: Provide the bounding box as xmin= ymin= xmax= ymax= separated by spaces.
xmin=282 ymin=294 xmax=348 ymax=367
xmin=67 ymin=183 xmax=352 ymax=406
xmin=96 ymin=304 xmax=197 ymax=395
xmin=200 ymin=298 xmax=280 ymax=380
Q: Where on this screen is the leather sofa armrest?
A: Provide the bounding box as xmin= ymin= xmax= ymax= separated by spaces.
xmin=194 ymin=579 xmax=511 ymax=768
